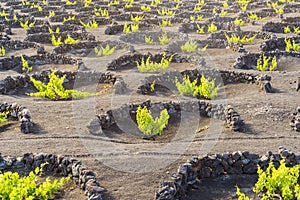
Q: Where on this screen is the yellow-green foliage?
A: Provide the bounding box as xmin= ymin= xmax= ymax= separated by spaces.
xmin=256 ymin=54 xmax=277 ymax=71
xmin=48 ymin=10 xmax=55 ymax=17
xmin=84 ymin=0 xmax=92 ymax=7
xmin=19 ymin=1 xmax=30 ymax=6
xmin=0 ymin=11 xmax=9 ymax=17
xmin=0 ymin=164 xmax=69 ymax=200
xmin=20 ymin=20 xmax=35 ymax=28
xmin=28 ymin=70 xmax=95 ymax=100
xmin=198 ymin=0 xmax=204 ymax=4
xmin=94 ymin=45 xmax=115 ymax=56
xmin=51 ymin=35 xmax=62 ymax=46
xmin=64 ymin=35 xmax=79 ymax=44
xmin=194 ymin=5 xmax=202 ymax=11
xmin=181 ymin=41 xmax=198 ymax=53
xmin=30 ymin=3 xmax=43 ymax=11
xmin=48 ymin=27 xmax=60 ymax=34
xmin=131 ymin=14 xmax=144 ymax=22
xmin=145 ymin=35 xmax=153 ymax=44
xmin=80 ymin=19 xmax=98 ymax=28
xmin=219 ymin=9 xmax=229 ymax=16
xmin=0 ymin=46 xmax=6 ymax=57
xmin=208 ymin=23 xmax=218 ymax=33
xmin=108 ymin=0 xmax=120 ymax=6
xmin=284 ymin=26 xmax=300 ymax=34
xmin=274 ymin=7 xmax=284 ymax=14
xmin=136 ymin=106 xmax=170 ymax=136
xmin=66 ymin=0 xmax=76 ymax=5
xmin=198 ymin=44 xmax=208 ymax=52
xmin=248 ymin=13 xmax=265 ymax=20
xmin=0 ymin=111 xmax=8 ymax=124
xmin=137 ymin=54 xmax=173 ymax=72
xmin=159 ymin=19 xmax=173 ymax=27
xmin=236 ymin=160 xmax=300 ymax=200
xmin=223 ymin=2 xmax=229 ymax=8
xmin=157 ymin=8 xmax=176 ymax=16
xmin=196 ymin=25 xmax=205 ymax=34
xmin=158 ymin=32 xmax=171 ymax=45
xmin=225 ymin=33 xmax=256 ymax=43
xmin=123 ymin=23 xmax=139 ymax=33
xmin=175 ymin=75 xmax=219 ymax=99
xmin=94 ymin=8 xmax=109 ymax=17
xmin=284 ymin=38 xmax=300 ymax=52
xmin=234 ymin=18 xmax=245 ymax=26
xmin=63 ymin=15 xmax=75 ymax=21
xmin=151 ymin=0 xmax=162 ymax=5
xmin=21 ymin=55 xmax=32 ymax=72
xmin=141 ymin=5 xmax=151 ymax=11
xmin=240 ymin=4 xmax=247 ymax=11
xmin=125 ymin=3 xmax=133 ymax=8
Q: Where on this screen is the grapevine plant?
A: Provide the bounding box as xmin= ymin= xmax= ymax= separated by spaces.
xmin=236 ymin=159 xmax=300 ymax=200
xmin=0 ymin=111 xmax=8 ymax=124
xmin=136 ymin=106 xmax=170 ymax=136
xmin=175 ymin=75 xmax=220 ymax=99
xmin=0 ymin=164 xmax=69 ymax=200
xmin=28 ymin=70 xmax=95 ymax=100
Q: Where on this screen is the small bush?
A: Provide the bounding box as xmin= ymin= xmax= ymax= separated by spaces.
xmin=28 ymin=70 xmax=95 ymax=100
xmin=80 ymin=20 xmax=98 ymax=28
xmin=145 ymin=35 xmax=153 ymax=44
xmin=51 ymin=35 xmax=62 ymax=46
xmin=158 ymin=32 xmax=171 ymax=45
xmin=94 ymin=8 xmax=109 ymax=17
xmin=176 ymin=75 xmax=219 ymax=99
xmin=181 ymin=41 xmax=198 ymax=53
xmin=0 ymin=164 xmax=69 ymax=200
xmin=136 ymin=106 xmax=170 ymax=136
xmin=236 ymin=160 xmax=300 ymax=200
xmin=21 ymin=55 xmax=32 ymax=72
xmin=20 ymin=20 xmax=35 ymax=28
xmin=0 ymin=111 xmax=8 ymax=124
xmin=208 ymin=23 xmax=218 ymax=33
xmin=137 ymin=54 xmax=173 ymax=72
xmin=64 ymin=35 xmax=79 ymax=44
xmin=94 ymin=45 xmax=115 ymax=56
xmin=284 ymin=38 xmax=300 ymax=52
xmin=0 ymin=46 xmax=6 ymax=57
xmin=159 ymin=19 xmax=173 ymax=27
xmin=225 ymin=33 xmax=256 ymax=43
xmin=131 ymin=14 xmax=144 ymax=22
xmin=256 ymin=54 xmax=277 ymax=71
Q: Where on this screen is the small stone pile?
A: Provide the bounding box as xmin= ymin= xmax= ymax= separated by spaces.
xmin=0 ymin=153 xmax=104 ymax=200
xmin=0 ymin=102 xmax=33 ymax=134
xmin=225 ymin=105 xmax=244 ymax=131
xmin=156 ymin=147 xmax=300 ymax=200
xmin=290 ymin=106 xmax=300 ymax=131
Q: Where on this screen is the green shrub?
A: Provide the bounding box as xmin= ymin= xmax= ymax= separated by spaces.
xmin=21 ymin=55 xmax=32 ymax=72
xmin=80 ymin=20 xmax=98 ymax=28
xmin=48 ymin=27 xmax=60 ymax=34
xmin=181 ymin=41 xmax=198 ymax=53
xmin=284 ymin=38 xmax=300 ymax=52
xmin=0 ymin=46 xmax=6 ymax=57
xmin=159 ymin=19 xmax=173 ymax=27
xmin=140 ymin=5 xmax=151 ymax=11
xmin=64 ymin=35 xmax=79 ymax=44
xmin=94 ymin=45 xmax=115 ymax=56
xmin=256 ymin=54 xmax=277 ymax=71
xmin=51 ymin=35 xmax=62 ymax=46
xmin=131 ymin=14 xmax=144 ymax=22
xmin=94 ymin=8 xmax=109 ymax=17
xmin=225 ymin=33 xmax=256 ymax=43
xmin=236 ymin=160 xmax=300 ymax=200
xmin=136 ymin=106 xmax=170 ymax=136
xmin=145 ymin=35 xmax=153 ymax=44
xmin=0 ymin=111 xmax=8 ymax=124
xmin=208 ymin=23 xmax=218 ymax=33
xmin=175 ymin=75 xmax=219 ymax=99
xmin=28 ymin=70 xmax=95 ymax=100
xmin=0 ymin=164 xmax=69 ymax=200
xmin=20 ymin=20 xmax=35 ymax=28
xmin=137 ymin=54 xmax=173 ymax=72
xmin=158 ymin=32 xmax=171 ymax=45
